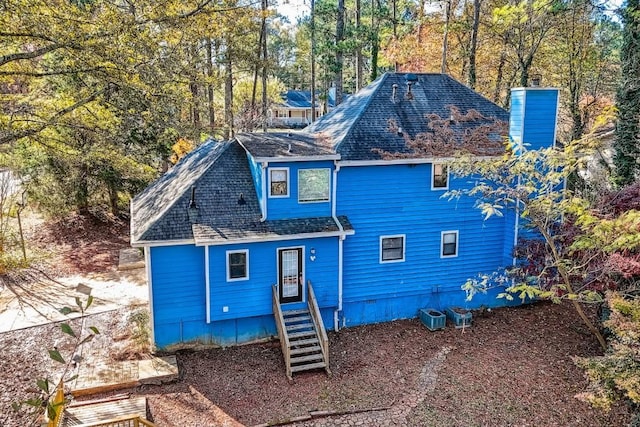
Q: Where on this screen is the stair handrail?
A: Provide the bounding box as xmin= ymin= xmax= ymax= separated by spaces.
xmin=306 ymin=280 xmax=329 ymax=371
xmin=272 ymin=284 xmax=292 ymax=379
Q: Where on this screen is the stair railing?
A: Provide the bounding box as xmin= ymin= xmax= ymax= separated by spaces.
xmin=272 ymin=284 xmax=292 ymax=379
xmin=306 ymin=280 xmax=330 ymax=374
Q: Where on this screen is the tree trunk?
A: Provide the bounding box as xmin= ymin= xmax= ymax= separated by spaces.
xmin=311 ymin=0 xmax=317 ymax=121
xmin=335 ymin=0 xmax=345 ymax=105
xmin=370 ymin=0 xmax=379 ymax=81
xmin=355 ymin=0 xmax=363 ymax=90
xmin=467 ymin=0 xmax=480 ymax=89
xmin=441 ymin=0 xmax=451 ymax=74
xmin=261 ymin=0 xmax=268 ymax=132
xmin=205 ymin=38 xmax=215 ymax=132
xmin=224 ymin=44 xmax=234 ymax=139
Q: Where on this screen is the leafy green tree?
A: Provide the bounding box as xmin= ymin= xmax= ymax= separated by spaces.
xmin=613 ymin=0 xmax=640 ymax=186
xmin=575 ymin=292 xmax=640 ymax=417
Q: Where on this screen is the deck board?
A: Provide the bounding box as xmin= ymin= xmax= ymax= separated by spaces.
xmin=62 ymin=396 xmax=147 ymax=426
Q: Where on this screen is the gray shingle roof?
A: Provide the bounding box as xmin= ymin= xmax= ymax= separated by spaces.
xmin=131 ymin=140 xmax=232 ymax=243
xmin=305 ymin=73 xmax=509 ymax=160
xmin=193 ymin=215 xmax=353 ymax=244
xmin=236 ymin=132 xmax=337 ymax=159
xmin=131 ymin=140 xmax=352 ymax=244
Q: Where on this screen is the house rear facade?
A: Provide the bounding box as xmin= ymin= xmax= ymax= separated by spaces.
xmin=131 ymin=73 xmax=559 ymax=350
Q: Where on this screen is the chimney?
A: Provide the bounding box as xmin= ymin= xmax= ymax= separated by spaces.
xmin=392 ymin=84 xmax=398 ymax=102
xmin=509 ymin=86 xmax=559 ymax=153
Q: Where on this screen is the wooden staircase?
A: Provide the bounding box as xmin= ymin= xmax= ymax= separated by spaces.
xmin=273 ymin=282 xmax=330 ymax=379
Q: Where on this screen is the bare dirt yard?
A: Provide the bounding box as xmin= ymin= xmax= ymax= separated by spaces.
xmin=0 ymin=214 xmax=634 ymax=426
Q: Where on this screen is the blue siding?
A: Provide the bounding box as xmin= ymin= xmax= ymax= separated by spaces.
xmin=337 ymin=164 xmax=514 ymax=326
xmin=150 ymin=245 xmax=207 ymax=348
xmin=266 ymin=161 xmax=333 ymax=219
xmin=246 ymin=153 xmax=264 ymax=217
xmin=150 ymin=237 xmax=340 ymax=349
xmin=208 ymin=237 xmax=339 ymax=321
xmin=510 ymin=88 xmax=559 ymax=152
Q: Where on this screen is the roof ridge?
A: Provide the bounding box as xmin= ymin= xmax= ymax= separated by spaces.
xmin=132 ymin=140 xmax=231 ymax=242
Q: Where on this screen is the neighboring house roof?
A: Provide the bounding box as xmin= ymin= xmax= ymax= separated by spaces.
xmin=131 ymin=139 xmax=351 ymax=244
xmin=236 ymin=132 xmax=337 ymax=160
xmin=275 ymin=90 xmax=337 ymax=109
xmin=304 ymin=73 xmax=509 ymax=161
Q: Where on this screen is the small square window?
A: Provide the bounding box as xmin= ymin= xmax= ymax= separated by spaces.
xmin=269 ymin=168 xmax=289 ymax=197
xmin=441 ymin=231 xmax=458 ymax=258
xmin=432 ymin=164 xmax=449 ymax=189
xmin=380 ymin=235 xmax=405 ymax=263
xmin=227 ymin=250 xmax=249 ymax=281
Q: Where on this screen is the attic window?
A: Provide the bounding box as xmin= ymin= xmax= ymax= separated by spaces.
xmin=269 ymin=168 xmax=289 ymax=197
xmin=431 ymin=164 xmax=449 ymax=190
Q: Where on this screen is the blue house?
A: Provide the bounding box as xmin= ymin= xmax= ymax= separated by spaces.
xmin=131 ymin=73 xmax=559 ymax=377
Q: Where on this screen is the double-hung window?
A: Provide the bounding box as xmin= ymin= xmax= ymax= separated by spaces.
xmin=432 ymin=164 xmax=449 ymax=190
xmin=380 ymin=235 xmax=405 ymax=263
xmin=441 ymin=231 xmax=458 ymax=258
xmin=269 ymin=168 xmax=289 ymax=197
xmin=226 ymin=250 xmax=249 ymax=281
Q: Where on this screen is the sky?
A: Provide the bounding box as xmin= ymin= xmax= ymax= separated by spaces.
xmin=275 ymin=0 xmax=310 ymax=24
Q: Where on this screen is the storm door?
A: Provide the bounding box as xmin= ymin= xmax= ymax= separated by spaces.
xmin=278 ymin=248 xmax=303 ymax=304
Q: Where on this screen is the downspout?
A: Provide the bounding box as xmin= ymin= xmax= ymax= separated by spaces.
xmin=144 ymin=246 xmax=156 ymax=348
xmin=332 ymin=161 xmax=344 ymax=332
xmin=260 ymin=162 xmax=267 ymax=221
xmin=205 ymin=245 xmax=211 ymax=323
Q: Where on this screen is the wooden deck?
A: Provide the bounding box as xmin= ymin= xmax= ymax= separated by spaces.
xmin=62 ymin=396 xmax=149 ymax=426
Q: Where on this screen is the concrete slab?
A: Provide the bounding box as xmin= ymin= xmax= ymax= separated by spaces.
xmin=71 ymin=356 xmax=178 ymax=397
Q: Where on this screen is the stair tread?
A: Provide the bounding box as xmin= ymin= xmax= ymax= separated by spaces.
xmin=286 ymin=322 xmax=314 ymax=331
xmin=290 ymin=345 xmax=322 ymax=355
xmin=284 ymin=315 xmax=311 ymax=324
xmin=283 ymin=309 xmax=310 ymax=316
xmin=290 ymin=361 xmax=327 ymax=373
xmin=288 ymin=330 xmax=316 ymax=339
xmin=289 ymin=337 xmax=319 ymax=346
xmin=291 ymin=353 xmax=324 ymax=364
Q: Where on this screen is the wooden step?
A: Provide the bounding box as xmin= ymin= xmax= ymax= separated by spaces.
xmin=290 ymin=361 xmax=326 ymax=373
xmin=290 ymin=353 xmax=324 ymax=364
xmin=286 ymin=322 xmax=314 ymax=332
xmin=284 ymin=315 xmax=311 ymax=324
xmin=282 ymin=309 xmax=309 ymax=316
xmin=289 ymin=337 xmax=319 ymax=347
xmin=290 ymin=345 xmax=322 ymax=355
xmin=288 ymin=330 xmax=316 ymax=340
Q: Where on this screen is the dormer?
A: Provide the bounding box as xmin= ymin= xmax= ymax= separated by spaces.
xmin=236 ymin=133 xmax=340 ymax=221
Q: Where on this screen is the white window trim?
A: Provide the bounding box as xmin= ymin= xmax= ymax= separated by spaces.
xmin=379 ymin=234 xmax=406 ymax=264
xmin=226 ymin=249 xmax=249 ymax=281
xmin=440 ymin=230 xmax=459 ymax=258
xmin=268 ymin=167 xmax=289 ymax=198
xmin=298 ymin=168 xmax=331 ymax=203
xmin=431 ymin=163 xmax=449 ymax=190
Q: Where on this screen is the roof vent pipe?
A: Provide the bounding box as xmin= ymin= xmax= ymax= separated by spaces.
xmin=189 ymin=186 xmax=197 ymax=209
xmin=406 ymin=82 xmax=414 ymax=100
xmin=392 ymin=84 xmax=398 ymax=102
xmin=530 ymin=74 xmax=542 ymax=87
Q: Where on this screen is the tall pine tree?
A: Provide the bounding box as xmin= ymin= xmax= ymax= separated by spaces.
xmin=613 ymin=0 xmax=640 ymax=186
